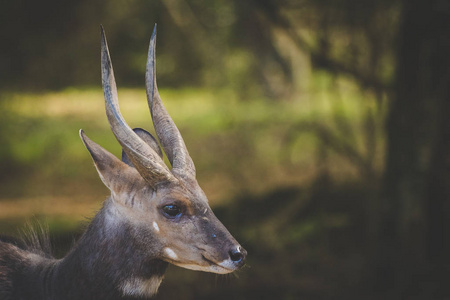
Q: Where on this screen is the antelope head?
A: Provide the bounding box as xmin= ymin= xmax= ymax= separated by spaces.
xmin=79 ymin=25 xmax=246 ymax=275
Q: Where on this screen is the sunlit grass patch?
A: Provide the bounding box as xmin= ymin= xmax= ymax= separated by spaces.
xmin=0 ymin=195 xmax=100 ymax=236
xmin=0 ymin=82 xmax=385 ymax=223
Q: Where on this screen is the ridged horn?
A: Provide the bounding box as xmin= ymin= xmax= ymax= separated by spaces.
xmin=100 ymin=25 xmax=177 ymax=187
xmin=122 ymin=128 xmax=164 ymax=167
xmin=145 ymin=24 xmax=196 ymax=179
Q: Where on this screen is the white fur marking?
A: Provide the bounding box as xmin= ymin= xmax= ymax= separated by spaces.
xmin=164 ymin=247 xmax=178 ymax=260
xmin=26 ymin=252 xmax=46 ymax=265
xmin=218 ymin=258 xmax=236 ymax=270
xmin=153 ymin=221 xmax=160 ymax=232
xmin=120 ymin=276 xmax=163 ymax=297
xmin=174 ymin=261 xmax=234 ymax=274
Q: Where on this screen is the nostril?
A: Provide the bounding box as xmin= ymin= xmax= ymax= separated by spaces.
xmin=229 ymin=249 xmax=243 ymax=262
xmin=229 ymin=246 xmax=247 ymax=264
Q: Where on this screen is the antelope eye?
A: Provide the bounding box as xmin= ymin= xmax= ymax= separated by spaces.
xmin=162 ymin=205 xmax=182 ymax=218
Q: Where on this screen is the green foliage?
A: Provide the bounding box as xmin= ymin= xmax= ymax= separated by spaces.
xmin=0 ymin=0 xmax=399 ymax=103
xmin=0 ymin=77 xmax=384 ymax=201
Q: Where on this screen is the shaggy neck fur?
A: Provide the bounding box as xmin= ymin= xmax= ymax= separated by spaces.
xmin=0 ymin=200 xmax=168 ymax=300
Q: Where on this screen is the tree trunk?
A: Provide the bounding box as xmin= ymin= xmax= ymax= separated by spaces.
xmin=373 ymin=0 xmax=450 ymax=298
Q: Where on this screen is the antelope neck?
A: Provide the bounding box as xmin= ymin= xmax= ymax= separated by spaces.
xmin=49 ymin=205 xmax=168 ymax=300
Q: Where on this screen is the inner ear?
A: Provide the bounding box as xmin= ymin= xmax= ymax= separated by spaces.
xmin=122 ymin=128 xmax=164 ymax=167
xmin=80 ymin=129 xmax=146 ymax=197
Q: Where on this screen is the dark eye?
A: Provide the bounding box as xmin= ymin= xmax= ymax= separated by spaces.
xmin=162 ymin=205 xmax=182 ymax=218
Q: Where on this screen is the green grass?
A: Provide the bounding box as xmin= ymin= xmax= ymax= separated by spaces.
xmin=0 ymin=75 xmax=385 ymax=232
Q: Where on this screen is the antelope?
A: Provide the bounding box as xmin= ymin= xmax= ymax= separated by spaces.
xmin=0 ymin=25 xmax=247 ymax=300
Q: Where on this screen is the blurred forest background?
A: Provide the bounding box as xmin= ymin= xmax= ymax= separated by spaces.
xmin=0 ymin=0 xmax=449 ymax=299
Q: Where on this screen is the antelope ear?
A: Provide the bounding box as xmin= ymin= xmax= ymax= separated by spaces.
xmin=122 ymin=128 xmax=163 ymax=167
xmin=80 ymin=130 xmax=145 ymax=195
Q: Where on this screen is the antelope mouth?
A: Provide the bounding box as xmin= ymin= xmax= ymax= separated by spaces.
xmin=197 ymin=247 xmax=235 ymax=270
xmin=168 ymin=257 xmax=235 ymax=274
xmin=201 ymin=254 xmax=236 ymax=273
xmin=160 ymin=248 xmax=235 ymax=274
xmin=201 ymin=254 xmax=217 ymax=265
